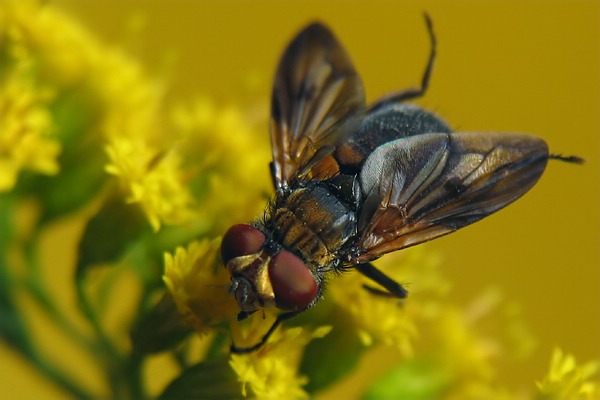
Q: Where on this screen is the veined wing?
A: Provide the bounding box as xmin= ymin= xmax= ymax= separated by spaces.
xmin=270 ymin=22 xmax=366 ymax=190
xmin=354 ymin=131 xmax=549 ymax=262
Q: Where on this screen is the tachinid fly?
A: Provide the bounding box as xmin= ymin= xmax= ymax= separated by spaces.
xmin=221 ymin=15 xmax=582 ymax=353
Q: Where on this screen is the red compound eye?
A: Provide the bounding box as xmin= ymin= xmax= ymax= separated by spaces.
xmin=269 ymin=250 xmax=318 ymax=311
xmin=221 ymin=224 xmax=266 ymax=264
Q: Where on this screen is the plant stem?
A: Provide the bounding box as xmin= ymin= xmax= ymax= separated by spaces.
xmin=32 ymin=352 xmax=95 ymax=399
xmin=75 ymin=276 xmax=126 ymax=397
xmin=23 ymin=236 xmax=92 ymax=349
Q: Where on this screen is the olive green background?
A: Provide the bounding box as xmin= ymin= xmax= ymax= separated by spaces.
xmin=2 ymin=0 xmax=599 ymax=398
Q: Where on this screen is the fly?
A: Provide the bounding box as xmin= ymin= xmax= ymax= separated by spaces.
xmin=220 ymin=15 xmax=583 ymax=353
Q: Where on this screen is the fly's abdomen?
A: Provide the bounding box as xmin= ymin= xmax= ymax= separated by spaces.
xmin=272 ymin=183 xmax=356 ymax=267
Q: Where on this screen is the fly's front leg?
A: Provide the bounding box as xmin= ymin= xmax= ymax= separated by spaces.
xmin=355 ymin=262 xmax=408 ymax=298
xmin=230 ymin=310 xmax=300 ymax=354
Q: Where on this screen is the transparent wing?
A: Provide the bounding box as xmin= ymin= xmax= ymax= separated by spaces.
xmin=270 ymin=22 xmax=366 ymax=190
xmin=354 ymin=131 xmax=549 ymax=262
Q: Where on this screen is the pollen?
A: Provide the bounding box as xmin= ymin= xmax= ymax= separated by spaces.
xmin=163 ymin=238 xmax=238 ymax=333
xmin=105 ymin=138 xmax=197 ymax=231
xmin=0 ymin=29 xmax=59 ymax=191
xmin=229 ymin=321 xmax=331 ymax=399
xmin=537 ymin=348 xmax=600 ymax=400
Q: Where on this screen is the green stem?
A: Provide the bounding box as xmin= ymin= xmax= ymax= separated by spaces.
xmin=204 ymin=331 xmax=229 ymax=361
xmin=31 ymin=352 xmax=95 ymax=399
xmin=0 ymin=228 xmax=93 ymax=396
xmin=0 ymin=194 xmax=93 ymax=399
xmin=126 ymin=351 xmax=146 ymax=399
xmin=75 ymin=276 xmax=126 ymax=398
xmin=23 ymin=236 xmax=93 ymax=349
xmin=173 ymin=344 xmax=190 ymax=370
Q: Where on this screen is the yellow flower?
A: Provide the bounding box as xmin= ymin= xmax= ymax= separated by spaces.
xmin=328 ymin=247 xmax=448 ymax=355
xmin=357 ymin=250 xmax=537 ymax=399
xmin=94 ymin=35 xmax=198 ymax=232
xmin=0 ymin=72 xmax=59 ymax=190
xmin=433 ymin=306 xmax=495 ymax=388
xmin=163 ymin=238 xmax=332 ymax=399
xmin=0 ymin=0 xmax=91 ymax=87
xmin=105 ymin=137 xmax=197 ymax=231
xmin=105 ymin=94 xmax=271 ymax=233
xmin=537 ymin=348 xmax=600 ymax=400
xmin=1 ymin=0 xmax=195 ymax=230
xmin=0 ymin=5 xmax=61 ymax=191
xmin=229 ymin=317 xmax=331 ymax=399
xmin=425 ymin=288 xmax=536 ymax=398
xmin=170 ymin=97 xmax=271 ymax=233
xmin=163 ymin=237 xmax=333 ymax=400
xmin=163 ymin=238 xmax=238 ymax=334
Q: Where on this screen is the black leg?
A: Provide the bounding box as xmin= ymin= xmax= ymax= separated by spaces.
xmin=230 ymin=310 xmax=300 ymax=354
xmin=368 ymin=13 xmax=436 ymax=112
xmin=355 ymin=262 xmax=408 ymax=298
xmin=549 ymin=154 xmax=585 ymax=164
xmin=237 ymin=310 xmax=257 ymax=321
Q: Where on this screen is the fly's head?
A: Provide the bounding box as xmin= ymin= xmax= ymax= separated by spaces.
xmin=221 ymin=224 xmax=319 ymax=320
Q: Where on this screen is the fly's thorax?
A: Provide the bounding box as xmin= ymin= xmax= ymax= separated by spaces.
xmin=336 ymin=103 xmax=452 ymax=170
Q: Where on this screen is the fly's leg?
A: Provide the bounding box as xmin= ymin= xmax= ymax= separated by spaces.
xmin=368 ymin=13 xmax=436 ymax=112
xmin=549 ymin=154 xmax=585 ymax=164
xmin=355 ymin=262 xmax=408 ymax=298
xmin=230 ymin=311 xmax=300 ymax=354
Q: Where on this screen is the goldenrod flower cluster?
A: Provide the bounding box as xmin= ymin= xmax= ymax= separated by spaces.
xmin=0 ymin=1 xmax=597 ymax=399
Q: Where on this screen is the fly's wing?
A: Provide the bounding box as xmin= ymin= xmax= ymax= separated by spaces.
xmin=270 ymin=23 xmax=366 ymax=191
xmin=355 ymin=131 xmax=549 ymax=262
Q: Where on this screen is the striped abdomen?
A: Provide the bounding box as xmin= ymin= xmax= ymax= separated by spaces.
xmin=270 ymin=182 xmax=357 ymax=269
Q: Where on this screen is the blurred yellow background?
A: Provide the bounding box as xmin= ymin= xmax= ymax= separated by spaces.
xmin=1 ymin=0 xmax=598 ymax=398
